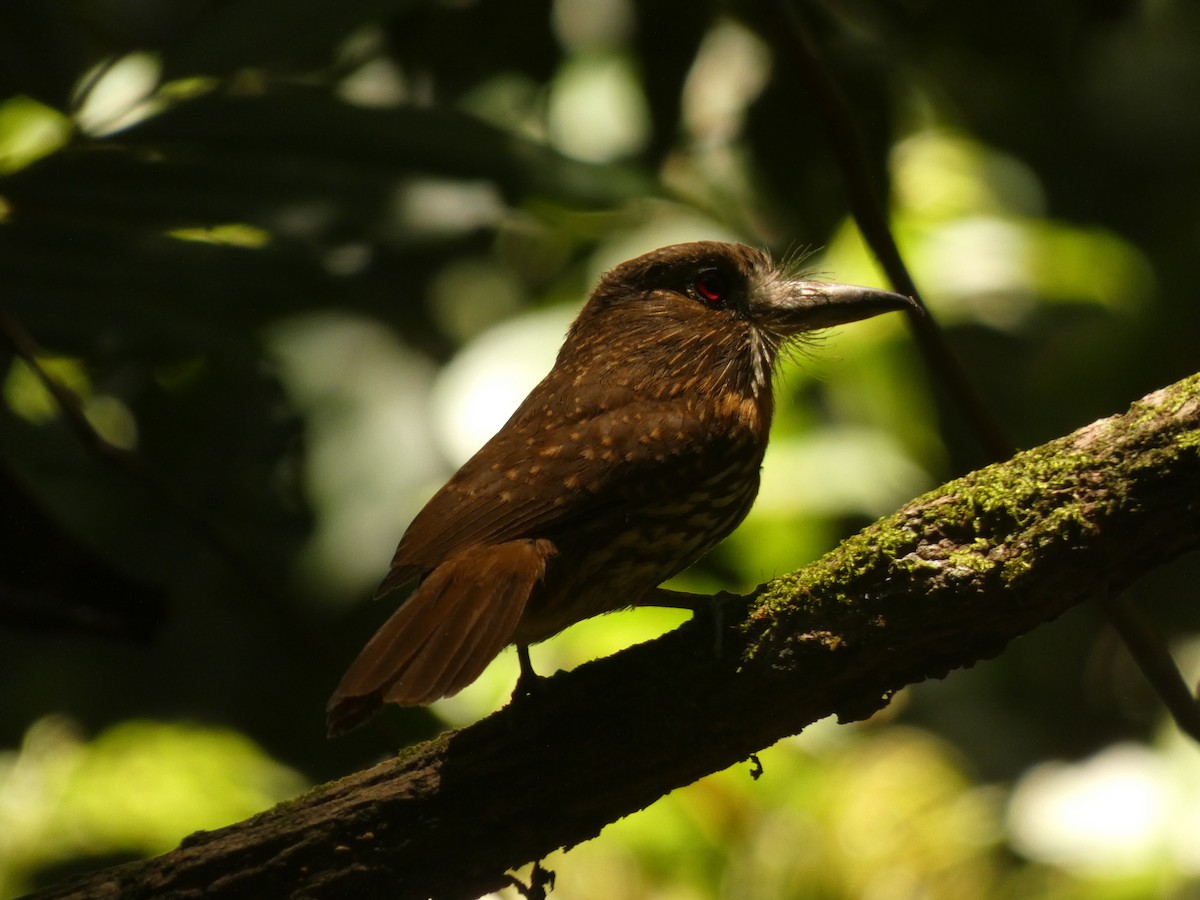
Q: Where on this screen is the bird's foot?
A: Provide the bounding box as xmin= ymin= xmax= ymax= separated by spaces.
xmin=510 ymin=643 xmax=544 ymax=704
xmin=642 ymin=587 xmax=740 ymax=657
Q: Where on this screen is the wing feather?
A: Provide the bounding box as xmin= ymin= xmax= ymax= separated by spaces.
xmin=380 ymin=389 xmax=751 ymax=591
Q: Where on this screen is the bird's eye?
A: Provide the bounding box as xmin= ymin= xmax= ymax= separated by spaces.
xmin=691 ymin=269 xmax=728 ymax=306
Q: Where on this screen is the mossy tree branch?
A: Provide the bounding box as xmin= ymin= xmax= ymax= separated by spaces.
xmin=31 ymin=372 xmax=1200 ymax=900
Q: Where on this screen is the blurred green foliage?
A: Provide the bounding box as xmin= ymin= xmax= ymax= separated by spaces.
xmin=0 ymin=0 xmax=1198 ymax=897
xmin=0 ymin=717 xmax=305 ymax=898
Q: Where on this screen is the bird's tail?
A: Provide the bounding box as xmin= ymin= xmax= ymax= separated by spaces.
xmin=326 ymin=538 xmax=555 ymax=735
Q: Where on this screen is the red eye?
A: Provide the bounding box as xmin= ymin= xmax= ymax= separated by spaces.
xmin=692 ymin=269 xmax=727 ymax=305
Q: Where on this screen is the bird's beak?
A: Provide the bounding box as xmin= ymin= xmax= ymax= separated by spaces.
xmin=760 ymin=280 xmax=918 ymax=335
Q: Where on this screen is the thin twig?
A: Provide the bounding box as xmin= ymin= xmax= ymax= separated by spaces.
xmin=0 ymin=309 xmax=129 ymax=462
xmin=0 ymin=307 xmax=280 ymax=603
xmin=1098 ymin=591 xmax=1200 ymax=742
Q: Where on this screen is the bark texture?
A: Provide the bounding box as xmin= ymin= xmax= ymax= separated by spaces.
xmin=29 ymin=372 xmax=1200 ymax=900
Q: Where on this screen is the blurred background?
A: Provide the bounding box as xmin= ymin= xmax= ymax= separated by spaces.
xmin=1 ymin=0 xmax=1199 ymax=897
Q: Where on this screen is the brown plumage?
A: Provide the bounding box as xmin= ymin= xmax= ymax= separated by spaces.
xmin=327 ymin=241 xmax=913 ymax=733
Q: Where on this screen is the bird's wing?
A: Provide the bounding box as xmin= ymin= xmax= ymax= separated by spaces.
xmin=376 ymin=387 xmax=756 ymax=597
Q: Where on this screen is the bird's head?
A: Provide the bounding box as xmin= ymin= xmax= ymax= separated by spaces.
xmin=560 ymin=241 xmax=915 ymax=399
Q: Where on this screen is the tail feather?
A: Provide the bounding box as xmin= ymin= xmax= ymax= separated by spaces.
xmin=385 ymin=571 xmax=493 ymax=706
xmin=337 ymin=569 xmax=448 ymax=691
xmin=409 ymin=557 xmax=533 ymax=703
xmin=326 ymin=539 xmax=554 ymax=734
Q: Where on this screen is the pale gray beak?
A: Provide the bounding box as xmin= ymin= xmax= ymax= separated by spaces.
xmin=760 ymin=280 xmax=918 ymax=334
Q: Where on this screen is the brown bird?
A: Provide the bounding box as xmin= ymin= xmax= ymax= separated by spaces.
xmin=327 ymin=241 xmax=913 ymax=733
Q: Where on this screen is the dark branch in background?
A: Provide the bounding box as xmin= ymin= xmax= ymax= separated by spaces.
xmin=756 ymin=0 xmax=1012 ymax=462
xmin=755 ymin=0 xmax=1200 ymax=740
xmin=29 ymin=372 xmax=1200 ymax=900
xmin=1098 ymin=591 xmax=1200 ymax=742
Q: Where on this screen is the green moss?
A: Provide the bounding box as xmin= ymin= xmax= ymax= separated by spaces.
xmin=944 ymin=537 xmax=994 ymax=575
xmin=742 ymin=370 xmax=1200 ymax=659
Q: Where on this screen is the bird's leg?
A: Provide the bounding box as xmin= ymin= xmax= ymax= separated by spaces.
xmin=512 ymin=643 xmax=542 ymax=699
xmin=641 ymin=587 xmax=736 ymax=656
xmin=643 ymin=587 xmax=730 ymax=612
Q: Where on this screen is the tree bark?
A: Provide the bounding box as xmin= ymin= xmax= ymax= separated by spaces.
xmin=28 ymin=371 xmax=1200 ymax=900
